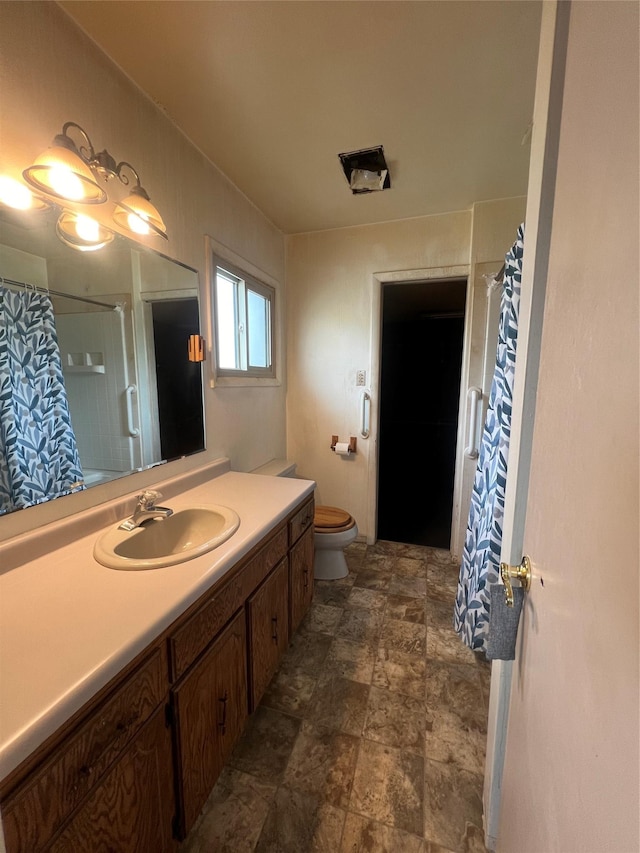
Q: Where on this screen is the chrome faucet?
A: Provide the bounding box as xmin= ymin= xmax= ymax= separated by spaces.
xmin=118 ymin=489 xmax=173 ymax=531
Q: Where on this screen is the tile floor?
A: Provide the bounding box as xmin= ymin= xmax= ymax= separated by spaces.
xmin=180 ymin=540 xmax=491 ymax=853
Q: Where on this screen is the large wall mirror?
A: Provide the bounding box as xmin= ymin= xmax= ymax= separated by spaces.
xmin=0 ymin=202 xmax=205 ymax=517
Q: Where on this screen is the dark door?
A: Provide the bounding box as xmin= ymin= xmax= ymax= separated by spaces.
xmin=377 ymin=279 xmax=467 ymax=548
xmin=151 ymin=298 xmax=204 ymax=461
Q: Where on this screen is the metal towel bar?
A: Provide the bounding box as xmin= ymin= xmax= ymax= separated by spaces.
xmin=464 ymin=386 xmax=482 ymax=458
xmin=360 ymin=391 xmax=370 ymax=438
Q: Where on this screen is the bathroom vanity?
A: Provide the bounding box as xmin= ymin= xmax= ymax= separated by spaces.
xmin=0 ymin=460 xmax=315 ymax=852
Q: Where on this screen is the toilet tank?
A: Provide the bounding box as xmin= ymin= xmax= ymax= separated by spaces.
xmin=250 ymin=458 xmax=297 ymax=478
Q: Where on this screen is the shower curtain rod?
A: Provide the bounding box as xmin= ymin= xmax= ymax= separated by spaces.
xmin=0 ymin=276 xmax=118 ymax=310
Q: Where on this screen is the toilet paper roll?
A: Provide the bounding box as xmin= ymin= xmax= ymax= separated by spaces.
xmin=334 ymin=441 xmax=351 ymax=456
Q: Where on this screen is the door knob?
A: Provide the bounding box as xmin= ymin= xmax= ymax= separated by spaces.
xmin=499 ymin=556 xmax=532 ymax=607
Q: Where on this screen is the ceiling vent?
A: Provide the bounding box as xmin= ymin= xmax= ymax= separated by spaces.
xmin=338 ymin=146 xmax=391 ymax=194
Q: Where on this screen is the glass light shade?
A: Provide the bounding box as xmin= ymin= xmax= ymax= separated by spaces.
xmin=349 ymin=168 xmax=388 ymax=192
xmin=23 ymin=146 xmax=106 ymax=204
xmin=0 ymin=176 xmax=49 ymax=211
xmin=113 ymin=192 xmax=167 ymax=239
xmin=56 ymin=211 xmax=114 ymax=252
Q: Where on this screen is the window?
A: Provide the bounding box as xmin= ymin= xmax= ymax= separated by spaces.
xmin=213 ymin=259 xmax=275 ymax=379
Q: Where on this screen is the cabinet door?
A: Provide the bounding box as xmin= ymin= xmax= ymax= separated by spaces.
xmin=172 ymin=609 xmax=248 ymax=836
xmin=247 ymin=557 xmax=289 ymax=711
xmin=48 ymin=706 xmax=175 ymax=853
xmin=289 ymin=525 xmax=315 ymax=635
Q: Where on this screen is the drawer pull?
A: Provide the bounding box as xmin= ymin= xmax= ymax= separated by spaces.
xmin=70 ymin=762 xmax=94 ymax=796
xmin=78 ymin=711 xmax=141 ymax=782
xmin=218 ymin=692 xmax=228 ymax=734
xmin=303 ymin=567 xmax=309 ymax=590
xmin=115 ymin=712 xmax=139 ymax=735
xmin=271 ymin=615 xmax=278 ymax=643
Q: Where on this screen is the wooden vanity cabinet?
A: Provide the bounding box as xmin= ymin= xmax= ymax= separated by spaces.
xmin=0 ymin=645 xmax=174 ymax=853
xmin=0 ymin=492 xmax=315 ymax=852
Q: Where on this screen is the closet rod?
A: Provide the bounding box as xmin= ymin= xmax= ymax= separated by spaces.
xmin=0 ymin=276 xmax=118 ymax=310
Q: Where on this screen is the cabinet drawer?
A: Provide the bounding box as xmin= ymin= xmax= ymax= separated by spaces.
xmin=169 ymin=525 xmax=288 ymax=682
xmin=289 ymin=496 xmax=314 ymax=546
xmin=48 ymin=706 xmax=176 ymax=853
xmin=2 ymin=646 xmax=166 ymax=853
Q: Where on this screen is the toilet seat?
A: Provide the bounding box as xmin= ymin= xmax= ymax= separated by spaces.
xmin=314 ymin=505 xmax=356 ymax=534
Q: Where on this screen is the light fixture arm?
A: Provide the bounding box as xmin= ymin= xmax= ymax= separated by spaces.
xmin=113 ymin=161 xmax=151 ymax=200
xmin=53 ymin=126 xmax=151 ymax=199
xmin=57 ymin=122 xmax=97 ymax=165
xmin=23 ymin=119 xmax=167 ymax=239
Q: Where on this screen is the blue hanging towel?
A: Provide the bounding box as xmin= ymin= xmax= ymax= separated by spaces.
xmin=453 ymin=223 xmax=524 ymax=653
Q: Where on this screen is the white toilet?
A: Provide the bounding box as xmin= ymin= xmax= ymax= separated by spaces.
xmin=251 ymin=459 xmax=358 ymax=581
xmin=313 ymin=505 xmax=358 ymax=580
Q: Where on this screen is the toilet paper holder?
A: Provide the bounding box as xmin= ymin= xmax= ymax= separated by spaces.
xmin=330 ymin=435 xmax=357 ymax=454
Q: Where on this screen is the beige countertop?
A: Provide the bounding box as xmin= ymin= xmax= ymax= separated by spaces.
xmin=0 ymin=460 xmax=315 ymax=781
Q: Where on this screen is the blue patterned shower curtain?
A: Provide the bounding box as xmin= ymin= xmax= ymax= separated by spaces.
xmin=0 ymin=285 xmax=84 ymax=514
xmin=453 ymin=224 xmax=524 ymax=653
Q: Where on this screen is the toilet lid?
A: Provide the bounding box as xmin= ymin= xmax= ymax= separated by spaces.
xmin=314 ymin=505 xmax=354 ymax=530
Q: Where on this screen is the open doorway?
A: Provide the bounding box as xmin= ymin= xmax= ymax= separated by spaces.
xmin=150 ymin=298 xmax=205 ymax=461
xmin=376 ymin=278 xmax=467 ymax=548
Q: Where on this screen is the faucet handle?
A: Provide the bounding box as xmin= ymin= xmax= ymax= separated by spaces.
xmin=137 ymin=489 xmax=163 ymax=509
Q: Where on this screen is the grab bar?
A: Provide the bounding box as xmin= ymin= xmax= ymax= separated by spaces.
xmin=125 ymin=384 xmax=140 ymax=437
xmin=360 ymin=391 xmax=371 ymax=439
xmin=464 ymin=386 xmax=482 ymax=459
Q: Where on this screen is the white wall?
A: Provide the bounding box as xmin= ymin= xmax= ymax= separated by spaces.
xmin=0 ymin=1 xmax=287 ymax=540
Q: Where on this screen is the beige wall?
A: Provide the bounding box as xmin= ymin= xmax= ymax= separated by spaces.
xmin=286 ymin=199 xmax=524 ymax=542
xmin=0 ymin=1 xmax=287 ymax=540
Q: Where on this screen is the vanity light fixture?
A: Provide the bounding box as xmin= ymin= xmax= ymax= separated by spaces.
xmin=23 ymin=123 xmax=106 ymax=203
xmin=112 ymin=178 xmax=167 ymax=240
xmin=56 ymin=211 xmax=114 ymax=253
xmin=0 ymin=175 xmax=49 ymax=211
xmin=22 ymin=121 xmax=167 ymax=240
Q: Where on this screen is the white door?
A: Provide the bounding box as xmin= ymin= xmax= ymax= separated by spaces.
xmin=486 ymin=2 xmax=639 ymax=851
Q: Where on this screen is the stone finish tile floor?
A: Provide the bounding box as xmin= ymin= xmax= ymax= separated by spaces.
xmin=180 ymin=540 xmax=491 ymax=853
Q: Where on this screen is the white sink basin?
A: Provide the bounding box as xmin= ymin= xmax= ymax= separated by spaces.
xmin=93 ymin=505 xmax=240 ymax=570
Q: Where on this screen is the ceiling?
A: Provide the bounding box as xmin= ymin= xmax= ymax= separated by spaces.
xmin=59 ymin=1 xmax=542 ymax=236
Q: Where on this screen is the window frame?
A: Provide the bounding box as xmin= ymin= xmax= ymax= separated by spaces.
xmin=208 ymin=243 xmax=279 ymax=387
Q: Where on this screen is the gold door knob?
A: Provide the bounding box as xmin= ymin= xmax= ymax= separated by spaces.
xmin=499 ymin=556 xmax=532 ymax=607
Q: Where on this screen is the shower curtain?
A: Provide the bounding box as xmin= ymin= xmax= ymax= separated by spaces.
xmin=0 ymin=285 xmax=84 ymax=514
xmin=453 ymin=223 xmax=524 ymax=653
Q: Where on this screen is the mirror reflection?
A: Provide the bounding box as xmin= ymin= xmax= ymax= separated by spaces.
xmin=0 ymin=202 xmax=205 ymax=516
